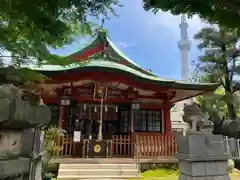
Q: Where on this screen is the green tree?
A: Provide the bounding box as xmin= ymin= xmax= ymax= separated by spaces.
xmin=0 ymin=0 xmax=120 ymax=67
xmin=142 ymin=0 xmax=240 ymax=30
xmin=195 ymin=86 xmax=227 ymax=120
xmin=193 ymin=26 xmax=240 ymax=120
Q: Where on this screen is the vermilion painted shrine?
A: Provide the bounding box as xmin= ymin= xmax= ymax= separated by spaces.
xmin=35 ymin=29 xmax=218 ymax=159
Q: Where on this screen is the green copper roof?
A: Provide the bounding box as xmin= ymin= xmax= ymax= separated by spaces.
xmin=30 ymin=58 xmax=218 ymax=90
xmin=67 ymin=29 xmax=156 ymax=77
xmin=30 ymin=60 xmax=162 ymax=81
xmin=31 ymin=29 xmax=218 ymax=92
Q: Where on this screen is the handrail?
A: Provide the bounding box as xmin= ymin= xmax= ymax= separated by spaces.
xmin=133 ymin=141 xmax=141 ymax=176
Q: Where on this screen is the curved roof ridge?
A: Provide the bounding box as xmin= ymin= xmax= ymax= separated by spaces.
xmin=66 ymin=34 xmax=98 ymax=58
xmin=105 ymin=36 xmax=158 ymax=77
xmin=67 ymin=28 xmax=158 ymax=77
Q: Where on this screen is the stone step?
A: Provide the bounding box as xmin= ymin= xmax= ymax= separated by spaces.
xmin=59 ymin=163 xmax=137 ymax=170
xmin=57 ymin=175 xmax=140 ymax=179
xmin=58 ymin=169 xmax=139 ymax=177
xmin=54 ymin=158 xmax=135 ymax=164
xmin=73 ymin=179 xmax=127 ymax=180
xmin=77 ymin=179 xmax=126 ymax=180
xmin=76 ymin=179 xmax=127 ymax=180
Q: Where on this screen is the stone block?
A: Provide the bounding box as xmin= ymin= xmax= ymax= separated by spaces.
xmin=177 ymin=152 xmax=229 ymax=162
xmin=0 ymin=131 xmax=22 ymax=159
xmin=179 ymin=161 xmax=206 ymax=176
xmin=216 ymin=161 xmax=228 ymax=175
xmin=0 ymin=158 xmax=30 ymax=177
xmin=21 ymin=129 xmax=35 ymax=157
xmin=191 ymin=162 xmax=206 ymax=176
xmin=0 ymin=96 xmax=51 ymax=129
xmin=0 ymin=129 xmax=44 ymax=159
xmin=177 ymin=132 xmax=226 ymax=155
xmin=178 ymin=161 xmax=228 ymax=177
xmin=21 ymin=129 xmax=44 ymax=157
xmin=179 ymin=175 xmax=231 ymax=180
xmin=0 ymin=98 xmax=11 ymax=122
xmin=177 ymin=132 xmax=230 ymax=180
xmin=0 ymin=84 xmax=46 ymax=179
xmin=190 ymin=177 xmax=210 ymax=180
xmin=205 ymin=178 xmax=214 ymax=180
xmin=204 ymin=134 xmax=226 ymax=154
xmin=178 ymin=173 xmax=186 ymax=180
xmin=205 ymin=162 xmax=218 ymax=176
xmin=212 ymin=175 xmax=231 ymax=180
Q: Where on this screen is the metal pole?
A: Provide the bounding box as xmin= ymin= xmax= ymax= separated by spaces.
xmin=97 ymin=93 xmax=103 ymax=141
xmin=237 ymin=139 xmax=240 ymax=159
xmin=89 ymin=107 xmax=92 ymax=140
xmin=28 ymin=128 xmax=39 ymax=180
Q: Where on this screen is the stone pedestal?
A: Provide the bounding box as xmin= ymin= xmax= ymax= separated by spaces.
xmin=177 ymin=131 xmax=230 ymax=180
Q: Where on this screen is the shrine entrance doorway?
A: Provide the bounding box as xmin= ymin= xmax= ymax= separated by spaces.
xmin=69 ymin=103 xmax=118 ymax=139
xmin=68 ymin=102 xmax=119 ymax=158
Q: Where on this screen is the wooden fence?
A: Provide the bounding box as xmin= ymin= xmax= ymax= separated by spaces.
xmin=134 ymin=133 xmax=177 ymax=157
xmin=53 ymin=133 xmax=177 ymax=158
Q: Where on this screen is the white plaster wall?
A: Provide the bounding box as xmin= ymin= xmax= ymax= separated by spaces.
xmin=171 ymin=101 xmax=189 ymax=135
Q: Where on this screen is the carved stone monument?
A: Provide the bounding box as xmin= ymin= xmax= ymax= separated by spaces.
xmin=177 ymin=103 xmax=230 ymax=180
xmin=0 ymin=67 xmax=51 ymax=180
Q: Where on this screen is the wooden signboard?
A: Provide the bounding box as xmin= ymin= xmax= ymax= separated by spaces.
xmin=60 ymin=84 xmax=123 ymax=100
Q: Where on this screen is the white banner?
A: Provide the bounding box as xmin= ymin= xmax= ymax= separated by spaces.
xmin=73 ymin=131 xmax=81 ymax=142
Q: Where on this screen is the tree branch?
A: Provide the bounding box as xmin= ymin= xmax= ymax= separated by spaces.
xmin=219 ymin=0 xmax=240 ymax=16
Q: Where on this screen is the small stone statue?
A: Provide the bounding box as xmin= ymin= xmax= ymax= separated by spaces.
xmin=182 ymin=102 xmax=213 ymax=132
xmin=182 ymin=102 xmax=240 ymax=138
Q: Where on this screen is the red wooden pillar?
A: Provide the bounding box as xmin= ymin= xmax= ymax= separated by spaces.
xmin=164 ymin=107 xmax=172 ymax=135
xmin=61 ymin=106 xmax=69 ymax=129
xmin=130 ymin=108 xmax=134 ymax=133
xmin=58 ymin=99 xmax=70 ymax=129
xmin=163 ymin=98 xmax=172 ymax=135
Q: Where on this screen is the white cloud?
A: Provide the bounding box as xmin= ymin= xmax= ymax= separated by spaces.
xmin=146 ymin=11 xmax=209 ymax=41
xmin=116 ymin=41 xmax=136 ymax=48
xmin=112 ymin=0 xmax=209 ymax=43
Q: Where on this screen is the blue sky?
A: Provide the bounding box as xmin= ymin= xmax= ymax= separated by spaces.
xmin=51 ymin=0 xmax=208 ymax=80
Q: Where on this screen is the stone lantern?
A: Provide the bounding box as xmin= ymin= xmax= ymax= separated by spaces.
xmin=0 ymin=66 xmax=51 ymax=180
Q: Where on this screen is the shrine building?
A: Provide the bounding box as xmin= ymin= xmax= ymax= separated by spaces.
xmin=35 ymin=29 xmax=218 ymax=159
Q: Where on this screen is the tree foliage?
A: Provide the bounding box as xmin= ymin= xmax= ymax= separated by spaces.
xmin=195 ymin=87 xmax=227 ymax=120
xmin=0 ymin=0 xmax=120 ymax=67
xmin=143 ymin=0 xmax=240 ymax=30
xmin=193 ymin=26 xmax=240 ymax=120
xmin=42 ymin=126 xmax=66 ymax=172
